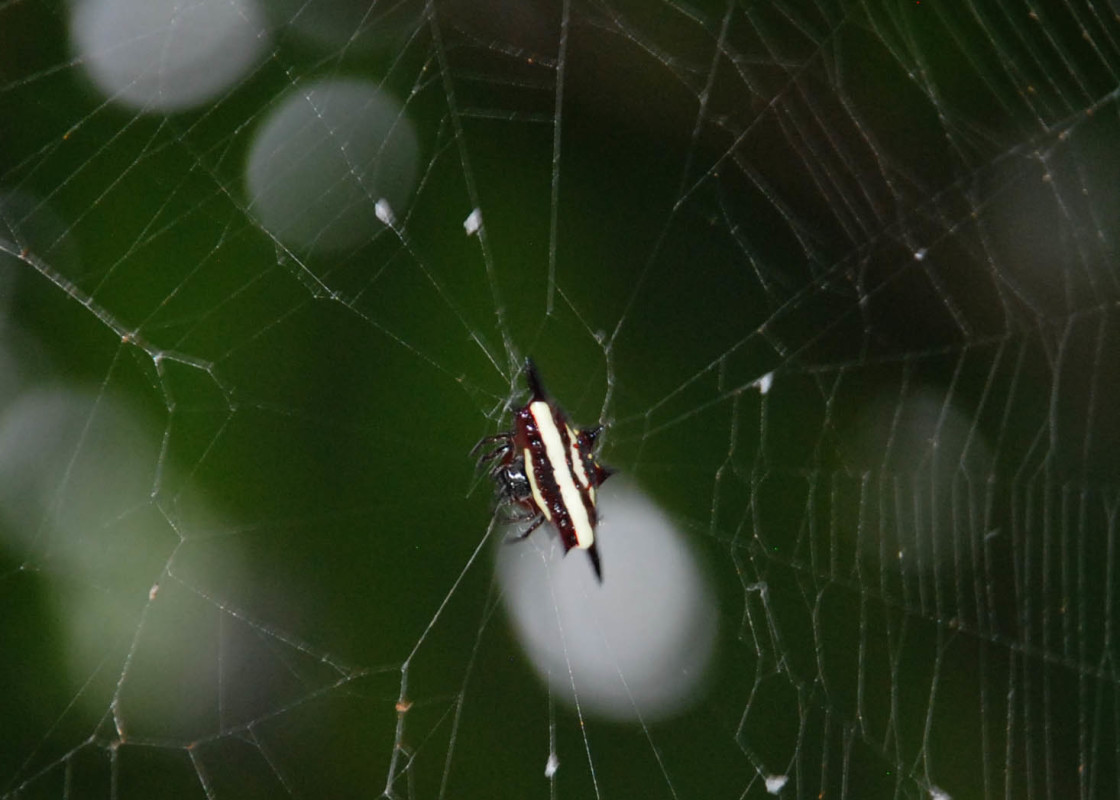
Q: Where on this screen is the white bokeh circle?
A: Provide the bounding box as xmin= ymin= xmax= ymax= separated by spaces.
xmin=71 ymin=0 xmax=268 ymax=112
xmin=244 ymin=78 xmax=419 ymax=252
xmin=498 ymin=479 xmax=718 ymax=722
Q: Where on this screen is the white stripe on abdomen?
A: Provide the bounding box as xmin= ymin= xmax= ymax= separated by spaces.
xmin=528 ymin=400 xmax=595 ymax=549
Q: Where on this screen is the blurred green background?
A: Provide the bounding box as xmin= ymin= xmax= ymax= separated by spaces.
xmin=2 ymin=1 xmax=1119 ymax=798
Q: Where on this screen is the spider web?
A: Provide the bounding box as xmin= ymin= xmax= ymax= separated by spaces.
xmin=1 ymin=0 xmax=1119 ymax=798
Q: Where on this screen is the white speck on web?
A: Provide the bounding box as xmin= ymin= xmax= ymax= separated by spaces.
xmin=463 ymin=208 xmax=482 ymax=235
xmin=753 ymin=372 xmax=773 ymax=394
xmin=374 ymin=198 xmax=395 ymax=226
xmin=544 ymin=752 xmax=559 ymax=778
xmin=765 ymin=774 xmax=788 ymax=794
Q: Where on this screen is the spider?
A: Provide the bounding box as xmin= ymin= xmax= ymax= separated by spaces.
xmin=472 ymin=359 xmax=613 ymax=581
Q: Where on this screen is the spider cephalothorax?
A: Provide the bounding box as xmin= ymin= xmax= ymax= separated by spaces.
xmin=473 ymin=359 xmax=613 ymax=581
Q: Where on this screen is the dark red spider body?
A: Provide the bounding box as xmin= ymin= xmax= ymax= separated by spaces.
xmin=473 ymin=360 xmax=613 ymax=581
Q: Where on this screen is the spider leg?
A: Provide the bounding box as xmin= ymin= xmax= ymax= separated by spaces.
xmin=507 ymin=514 xmax=545 ymax=542
xmin=488 ymin=461 xmax=512 ymax=483
xmin=500 ymin=502 xmax=538 ymax=522
xmin=471 ymin=432 xmax=513 ymax=464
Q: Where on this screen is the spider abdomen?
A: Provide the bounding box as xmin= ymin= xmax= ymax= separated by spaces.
xmin=474 ymin=359 xmax=612 ymax=582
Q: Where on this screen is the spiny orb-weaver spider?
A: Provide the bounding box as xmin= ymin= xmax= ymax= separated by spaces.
xmin=472 ymin=359 xmax=614 ymax=582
